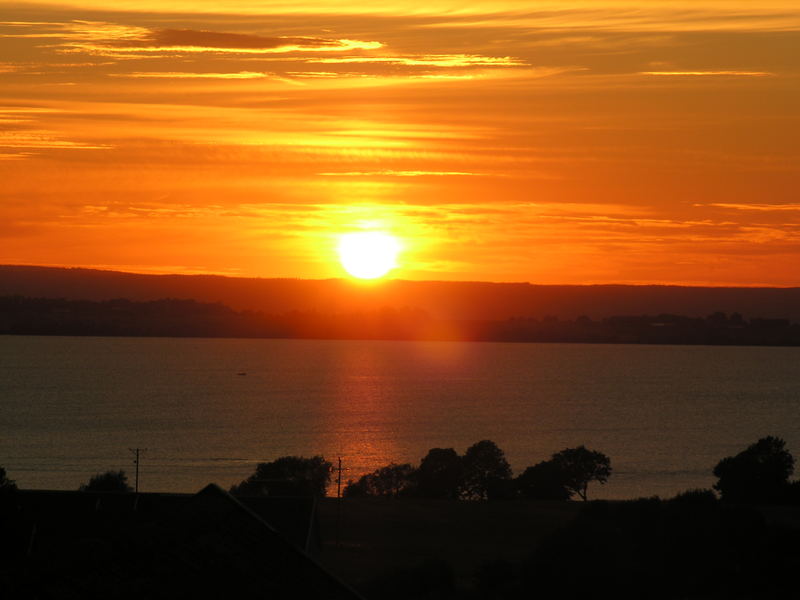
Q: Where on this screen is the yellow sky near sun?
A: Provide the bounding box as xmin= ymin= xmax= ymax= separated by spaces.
xmin=1 ymin=1 xmax=799 ymax=284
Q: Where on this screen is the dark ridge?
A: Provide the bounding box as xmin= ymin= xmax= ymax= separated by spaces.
xmin=2 ymin=264 xmax=800 ymax=322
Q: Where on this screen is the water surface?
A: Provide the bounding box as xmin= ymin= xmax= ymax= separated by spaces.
xmin=2 ymin=335 xmax=799 ymax=499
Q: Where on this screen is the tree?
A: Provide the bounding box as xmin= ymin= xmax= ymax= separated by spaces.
xmin=79 ymin=470 xmax=133 ymax=492
xmin=516 ymin=461 xmax=571 ymax=501
xmin=342 ymin=478 xmax=368 ymax=498
xmin=416 ymin=448 xmax=464 ymax=499
xmin=343 ymin=463 xmax=417 ymax=498
xmin=0 ymin=466 xmax=17 ymax=494
xmin=713 ymin=436 xmax=794 ymax=504
xmin=549 ymin=446 xmax=611 ymax=501
xmin=461 ymin=440 xmax=512 ymax=500
xmin=230 ymin=455 xmax=332 ymax=497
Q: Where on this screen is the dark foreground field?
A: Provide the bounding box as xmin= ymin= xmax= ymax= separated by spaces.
xmin=316 ymin=497 xmax=800 ymax=599
xmin=317 ymin=498 xmax=581 ymax=593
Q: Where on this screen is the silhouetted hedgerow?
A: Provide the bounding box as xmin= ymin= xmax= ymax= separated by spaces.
xmin=483 ymin=494 xmax=800 ymax=600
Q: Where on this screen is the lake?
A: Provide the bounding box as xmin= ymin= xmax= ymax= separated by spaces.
xmin=2 ymin=335 xmax=799 ymax=499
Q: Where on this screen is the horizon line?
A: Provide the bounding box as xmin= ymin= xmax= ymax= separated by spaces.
xmin=1 ymin=263 xmax=798 ymax=290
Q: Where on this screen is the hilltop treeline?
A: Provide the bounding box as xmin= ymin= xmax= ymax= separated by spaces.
xmin=4 ymin=437 xmax=800 ymax=599
xmin=2 ymin=295 xmax=800 ymax=345
xmin=5 ymin=265 xmax=800 ymax=322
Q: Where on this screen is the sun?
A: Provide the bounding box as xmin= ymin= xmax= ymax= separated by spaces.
xmin=337 ymin=231 xmax=400 ymax=279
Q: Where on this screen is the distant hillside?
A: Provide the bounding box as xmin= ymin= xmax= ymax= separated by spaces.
xmin=1 ymin=265 xmax=800 ymax=322
xmin=3 ymin=296 xmax=799 ymax=345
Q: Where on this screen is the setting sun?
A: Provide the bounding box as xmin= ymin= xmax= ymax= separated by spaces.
xmin=337 ymin=232 xmax=400 ymax=279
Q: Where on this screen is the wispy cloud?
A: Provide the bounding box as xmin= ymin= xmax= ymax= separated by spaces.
xmin=0 ymin=106 xmax=110 ymax=152
xmin=317 ymin=170 xmax=483 ymax=177
xmin=703 ymin=203 xmax=800 ymax=212
xmin=0 ymin=152 xmax=36 ymax=160
xmin=110 ymin=71 xmax=271 ymax=79
xmin=0 ymin=106 xmax=60 ymax=124
xmin=413 ymin=4 xmax=800 ymax=32
xmin=0 ymin=131 xmax=110 ymax=149
xmin=69 ymin=37 xmax=382 ymax=57
xmin=152 ymin=28 xmax=379 ymax=51
xmin=311 ymin=54 xmax=526 ymax=67
xmin=640 ymin=70 xmax=774 ymax=77
xmin=2 ymin=21 xmax=382 ymax=57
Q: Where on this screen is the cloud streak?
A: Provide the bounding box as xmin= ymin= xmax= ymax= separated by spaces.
xmin=704 ymin=203 xmax=800 ymax=212
xmin=317 ymin=170 xmax=484 ymax=177
xmin=2 ymin=21 xmax=382 ymax=56
xmin=110 ymin=71 xmax=271 ymax=79
xmin=311 ymin=54 xmax=526 ymax=67
xmin=640 ymin=70 xmax=774 ymax=77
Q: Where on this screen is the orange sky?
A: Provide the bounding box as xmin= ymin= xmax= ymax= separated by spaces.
xmin=2 ymin=1 xmax=799 ymax=285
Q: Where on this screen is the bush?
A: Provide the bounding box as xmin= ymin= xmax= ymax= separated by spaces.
xmin=713 ymin=436 xmax=794 ymax=504
xmin=79 ymin=470 xmax=132 ymax=492
xmin=230 ymin=456 xmax=332 ymax=497
xmin=515 ymin=461 xmax=571 ymax=501
xmin=0 ymin=467 xmax=17 ymax=495
xmin=343 ymin=463 xmax=417 ymax=498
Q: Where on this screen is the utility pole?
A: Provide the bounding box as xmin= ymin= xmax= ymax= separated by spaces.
xmin=335 ymin=456 xmax=348 ymax=548
xmin=129 ymin=448 xmax=147 ymax=493
xmin=337 ymin=457 xmax=343 ymax=499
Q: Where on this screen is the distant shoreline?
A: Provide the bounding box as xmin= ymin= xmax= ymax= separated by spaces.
xmin=2 ymin=295 xmax=800 ymax=347
xmin=4 ymin=332 xmax=800 ymax=348
xmin=3 ymin=265 xmax=800 ymax=322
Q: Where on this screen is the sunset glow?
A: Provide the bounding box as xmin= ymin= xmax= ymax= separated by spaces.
xmin=338 ymin=232 xmax=400 ymax=279
xmin=1 ymin=1 xmax=799 ymax=285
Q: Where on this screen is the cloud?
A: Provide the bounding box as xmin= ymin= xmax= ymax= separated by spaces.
xmin=413 ymin=4 xmax=800 ymax=33
xmin=0 ymin=106 xmax=61 ymax=124
xmin=110 ymin=71 xmax=271 ymax=79
xmin=311 ymin=54 xmax=527 ymax=67
xmin=11 ymin=1 xmax=797 ymax=22
xmin=640 ymin=70 xmax=774 ymax=76
xmin=0 ymin=20 xmax=147 ymax=41
xmin=317 ymin=170 xmax=484 ymax=177
xmin=0 ymin=131 xmax=110 ymax=149
xmin=64 ymin=24 xmax=381 ymax=57
xmin=0 ymin=152 xmax=35 ymax=160
xmin=0 ymin=106 xmax=111 ymax=154
xmin=152 ymin=28 xmax=378 ymax=51
xmin=703 ymin=203 xmax=800 ymax=212
xmin=2 ymin=21 xmax=382 ymax=57
xmin=0 ymin=106 xmax=111 ymax=152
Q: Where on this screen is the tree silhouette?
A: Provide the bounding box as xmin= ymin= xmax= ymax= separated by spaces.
xmin=516 ymin=460 xmax=571 ymax=501
xmin=79 ymin=470 xmax=133 ymax=492
xmin=416 ymin=448 xmax=464 ymax=499
xmin=461 ymin=440 xmax=512 ymax=500
xmin=230 ymin=456 xmax=332 ymax=497
xmin=0 ymin=466 xmax=17 ymax=494
xmin=343 ymin=463 xmax=417 ymax=498
xmin=713 ymin=436 xmax=794 ymax=504
xmin=549 ymin=446 xmax=611 ymax=501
